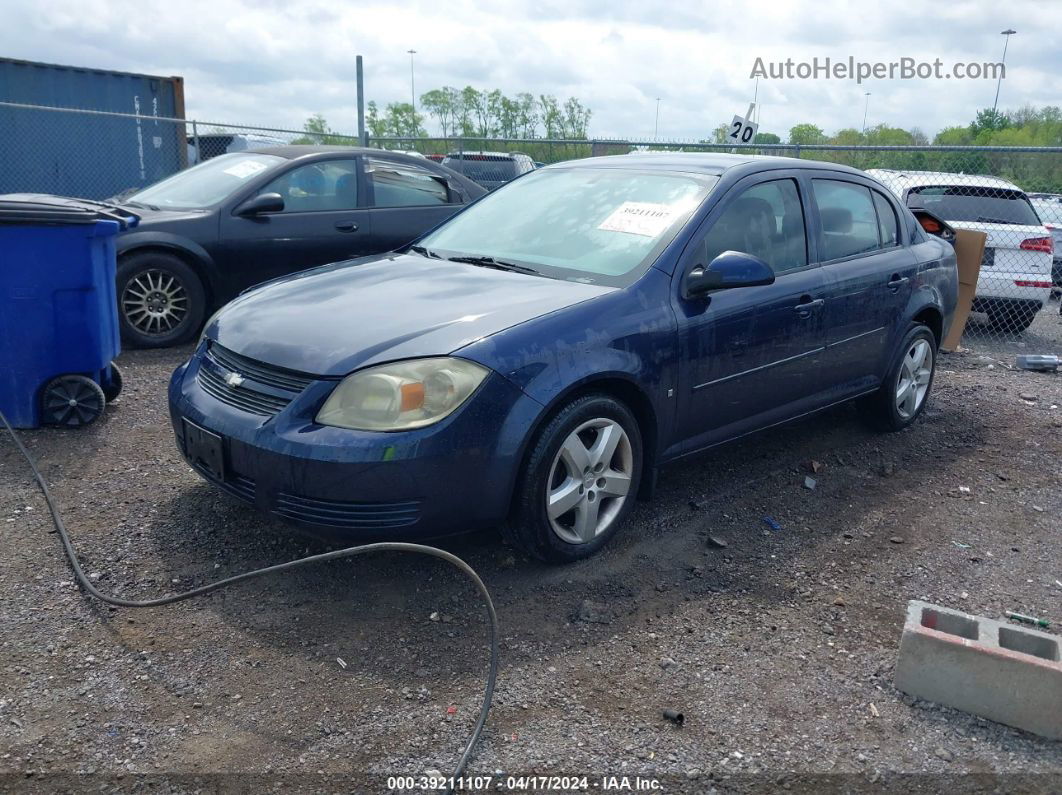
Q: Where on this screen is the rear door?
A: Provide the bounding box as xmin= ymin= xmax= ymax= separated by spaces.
xmin=674 ymin=174 xmax=831 ymax=450
xmin=363 ymin=155 xmax=469 ymax=252
xmin=217 ymin=156 xmax=375 ymax=287
xmin=813 ymin=176 xmax=918 ymax=394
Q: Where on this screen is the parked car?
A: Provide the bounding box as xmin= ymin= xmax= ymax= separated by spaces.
xmin=112 ymin=146 xmax=485 ymax=347
xmin=170 ymin=153 xmax=957 ymax=562
xmin=869 ymin=170 xmax=1053 ymax=332
xmin=1029 ymin=195 xmax=1062 ymax=288
xmin=440 ymin=151 xmax=536 ymax=190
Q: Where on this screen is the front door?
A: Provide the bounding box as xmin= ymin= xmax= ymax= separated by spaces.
xmin=217 ymin=157 xmax=375 ymax=292
xmin=675 ymin=176 xmax=830 ymax=450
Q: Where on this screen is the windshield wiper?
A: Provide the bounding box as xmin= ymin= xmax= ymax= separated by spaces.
xmin=446 ymin=254 xmax=540 ymax=275
xmin=124 ymin=200 xmax=161 ymax=211
xmin=409 ymin=244 xmax=442 ymax=259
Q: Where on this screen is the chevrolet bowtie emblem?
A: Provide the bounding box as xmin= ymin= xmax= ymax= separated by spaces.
xmin=224 ymin=371 xmax=244 ymax=388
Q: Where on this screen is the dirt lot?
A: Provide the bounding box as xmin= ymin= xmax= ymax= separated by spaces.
xmin=2 ymin=318 xmax=1061 ymax=793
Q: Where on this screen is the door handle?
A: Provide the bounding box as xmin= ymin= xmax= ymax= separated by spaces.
xmin=334 ymin=221 xmax=359 ymax=232
xmin=887 ymin=275 xmax=909 ymax=291
xmin=793 ymin=297 xmax=824 ymax=317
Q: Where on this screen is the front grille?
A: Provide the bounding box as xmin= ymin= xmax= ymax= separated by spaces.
xmin=207 ymin=343 xmax=315 ymax=392
xmin=274 ymin=492 xmax=421 ymax=529
xmin=197 ymin=364 xmax=290 ymax=416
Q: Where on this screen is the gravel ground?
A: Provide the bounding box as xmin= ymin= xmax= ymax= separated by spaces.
xmin=1 ymin=321 xmax=1061 ymax=793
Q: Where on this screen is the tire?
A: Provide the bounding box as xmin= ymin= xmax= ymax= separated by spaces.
xmin=117 ymin=251 xmax=206 ymax=348
xmin=40 ymin=375 xmax=106 ymax=427
xmin=986 ymin=302 xmax=1037 ymax=334
xmin=102 ymin=361 xmax=123 ymax=402
xmin=859 ymin=323 xmax=937 ymax=432
xmin=505 ymin=394 xmax=642 ymax=563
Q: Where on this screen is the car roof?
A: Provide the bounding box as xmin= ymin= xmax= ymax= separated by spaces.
xmin=250 ymin=145 xmax=381 ymax=159
xmin=867 ymin=168 xmax=1024 ymax=193
xmin=551 ymin=152 xmax=867 ymax=178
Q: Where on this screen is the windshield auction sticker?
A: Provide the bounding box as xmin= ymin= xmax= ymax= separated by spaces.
xmin=223 ymin=160 xmax=269 ymax=179
xmin=597 ymin=201 xmax=679 ymax=237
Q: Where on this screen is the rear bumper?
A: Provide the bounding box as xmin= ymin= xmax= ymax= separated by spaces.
xmin=168 ymin=349 xmax=543 ymax=538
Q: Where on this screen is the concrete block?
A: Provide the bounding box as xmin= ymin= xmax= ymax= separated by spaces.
xmin=894 ymin=600 xmax=1062 ymax=740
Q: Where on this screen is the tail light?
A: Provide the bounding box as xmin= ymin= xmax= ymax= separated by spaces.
xmin=1019 ymin=236 xmax=1053 ymax=254
xmin=1014 ymin=280 xmax=1052 ymax=288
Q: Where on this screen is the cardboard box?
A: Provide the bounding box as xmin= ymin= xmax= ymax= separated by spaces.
xmin=941 ymin=228 xmax=987 ymax=352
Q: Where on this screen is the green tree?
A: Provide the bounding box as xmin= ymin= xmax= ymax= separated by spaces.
xmin=538 ymin=95 xmax=562 ymax=138
xmin=366 ymin=101 xmax=388 ymax=138
xmin=561 ymin=97 xmax=591 ymax=139
xmin=753 ymin=132 xmax=781 ymax=144
xmin=383 ymin=102 xmax=426 ymax=137
xmin=419 ymin=87 xmax=460 ymax=137
xmin=788 ymin=123 xmax=826 ymax=145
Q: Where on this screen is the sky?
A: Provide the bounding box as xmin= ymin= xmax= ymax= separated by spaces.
xmin=2 ymin=0 xmax=1059 ymax=141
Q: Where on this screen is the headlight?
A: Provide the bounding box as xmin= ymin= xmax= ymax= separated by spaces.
xmin=316 ymin=357 xmax=489 ymax=431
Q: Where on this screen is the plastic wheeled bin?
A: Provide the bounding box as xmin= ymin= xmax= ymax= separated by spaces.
xmin=0 ymin=194 xmax=139 ymax=429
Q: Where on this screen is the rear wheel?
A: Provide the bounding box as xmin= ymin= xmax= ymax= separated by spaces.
xmin=860 ymin=323 xmax=936 ymax=432
xmin=506 ymin=395 xmax=642 ymax=563
xmin=118 ymin=251 xmax=206 ymax=348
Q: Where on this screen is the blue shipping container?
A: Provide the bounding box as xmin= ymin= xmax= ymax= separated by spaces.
xmin=0 ymin=58 xmax=187 ymax=200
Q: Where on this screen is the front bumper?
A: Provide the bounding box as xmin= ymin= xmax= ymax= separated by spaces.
xmin=168 ymin=344 xmax=542 ymax=537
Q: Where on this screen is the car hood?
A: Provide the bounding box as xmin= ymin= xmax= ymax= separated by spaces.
xmin=119 ymin=204 xmax=211 ymax=227
xmin=209 ymin=253 xmax=614 ymax=376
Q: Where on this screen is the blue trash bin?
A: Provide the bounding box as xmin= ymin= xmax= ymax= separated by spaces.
xmin=0 ymin=195 xmax=139 ymax=429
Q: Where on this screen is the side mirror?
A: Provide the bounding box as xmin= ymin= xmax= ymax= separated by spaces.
xmin=684 ymin=250 xmax=776 ymax=298
xmin=235 ymin=192 xmax=284 ymax=217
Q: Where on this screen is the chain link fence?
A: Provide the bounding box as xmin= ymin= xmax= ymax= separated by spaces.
xmin=2 ymin=101 xmax=1059 ymax=347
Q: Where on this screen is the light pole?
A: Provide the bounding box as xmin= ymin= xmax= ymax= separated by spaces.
xmin=407 ymin=49 xmax=417 ymax=113
xmin=861 ymin=92 xmax=871 ymax=134
xmin=992 ymin=29 xmax=1016 ymax=116
xmin=654 ymin=98 xmax=661 ymax=139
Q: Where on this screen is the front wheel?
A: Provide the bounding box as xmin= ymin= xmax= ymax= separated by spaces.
xmin=860 ymin=323 xmax=937 ymax=432
xmin=505 ymin=395 xmax=642 ymax=563
xmin=117 ymin=251 xmax=206 ymax=348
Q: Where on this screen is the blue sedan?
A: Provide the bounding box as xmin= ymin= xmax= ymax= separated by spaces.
xmin=169 ymin=153 xmax=958 ymax=562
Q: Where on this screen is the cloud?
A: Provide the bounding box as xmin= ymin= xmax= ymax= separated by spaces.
xmin=1 ymin=0 xmax=1057 ymax=141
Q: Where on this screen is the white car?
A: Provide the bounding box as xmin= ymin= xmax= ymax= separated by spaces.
xmin=869 ymin=170 xmax=1053 ymax=332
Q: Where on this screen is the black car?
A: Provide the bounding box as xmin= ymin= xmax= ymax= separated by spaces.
xmin=114 ymin=146 xmax=485 ymax=347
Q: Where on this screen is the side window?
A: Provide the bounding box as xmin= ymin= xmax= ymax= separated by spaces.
xmin=367 ymin=158 xmax=450 ymax=207
xmin=258 ymin=160 xmax=358 ymax=213
xmin=812 ymin=179 xmax=880 ymax=260
xmin=699 ymin=179 xmax=807 ymax=274
xmin=873 ymin=190 xmax=899 ymax=247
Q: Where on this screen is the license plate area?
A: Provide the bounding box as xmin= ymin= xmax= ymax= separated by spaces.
xmin=183 ymin=419 xmax=226 ymax=481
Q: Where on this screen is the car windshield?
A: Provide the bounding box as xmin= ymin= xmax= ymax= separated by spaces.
xmin=125 ymin=153 xmax=284 ymax=210
xmin=1031 ymin=199 xmax=1062 ymax=225
xmin=906 ymin=185 xmax=1040 ymax=226
xmin=418 ymin=167 xmax=716 ymax=286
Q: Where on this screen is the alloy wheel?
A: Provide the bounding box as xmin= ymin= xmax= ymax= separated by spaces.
xmin=122 ymin=268 xmax=189 ymax=336
xmin=895 ymin=338 xmax=933 ymax=420
xmin=546 ymin=418 xmax=633 ymax=545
